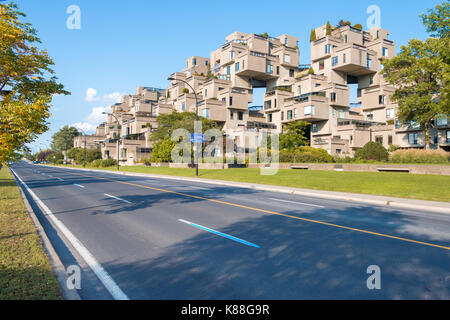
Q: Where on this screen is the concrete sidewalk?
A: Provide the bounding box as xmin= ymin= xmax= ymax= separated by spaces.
xmin=41 ymin=165 xmax=450 ymax=214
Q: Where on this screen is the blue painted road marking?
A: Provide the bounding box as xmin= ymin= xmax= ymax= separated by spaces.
xmin=178 ymin=219 xmax=260 ymax=248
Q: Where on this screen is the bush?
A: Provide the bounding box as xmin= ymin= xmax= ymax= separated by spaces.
xmin=353 ymin=23 xmax=363 ymax=31
xmin=279 ymin=146 xmax=333 ymax=163
xmin=100 ymin=159 xmax=117 ymax=167
xmin=151 ymin=139 xmax=176 ymax=162
xmin=390 ymin=149 xmax=450 ymax=164
xmin=91 ymin=159 xmax=103 ymax=168
xmin=354 ymin=142 xmax=389 ymax=161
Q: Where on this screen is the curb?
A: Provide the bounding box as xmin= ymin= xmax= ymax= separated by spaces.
xmin=10 ymin=168 xmax=81 ymax=300
xmin=43 ymin=165 xmax=450 ymax=215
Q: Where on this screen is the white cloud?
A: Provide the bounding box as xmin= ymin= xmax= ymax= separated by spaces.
xmin=71 ymin=106 xmax=109 ymax=134
xmin=85 ymin=88 xmax=98 ymax=102
xmin=85 ymin=88 xmax=121 ymax=103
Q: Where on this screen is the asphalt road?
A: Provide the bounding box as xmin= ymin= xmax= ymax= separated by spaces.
xmin=9 ymin=161 xmax=450 ymax=299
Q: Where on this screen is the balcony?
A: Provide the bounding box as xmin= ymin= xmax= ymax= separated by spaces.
xmin=332 ymin=44 xmax=378 ymax=76
xmin=235 ymin=51 xmax=278 ymax=80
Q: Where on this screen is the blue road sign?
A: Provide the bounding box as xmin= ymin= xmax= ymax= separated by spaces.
xmin=190 ymin=133 xmax=204 ymax=143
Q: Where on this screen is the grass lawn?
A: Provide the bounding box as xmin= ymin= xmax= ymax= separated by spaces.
xmin=54 ymin=164 xmax=450 ymax=202
xmin=0 ymin=167 xmax=62 ymax=300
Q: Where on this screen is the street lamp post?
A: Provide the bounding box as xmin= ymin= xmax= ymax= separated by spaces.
xmin=167 ymin=77 xmax=199 ymax=177
xmin=103 ymin=112 xmax=121 ymax=171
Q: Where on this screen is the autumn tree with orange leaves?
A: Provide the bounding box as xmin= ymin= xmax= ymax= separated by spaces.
xmin=0 ymin=2 xmax=69 ymax=163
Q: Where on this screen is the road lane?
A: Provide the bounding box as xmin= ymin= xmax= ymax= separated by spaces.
xmin=9 ymin=162 xmax=450 ymax=299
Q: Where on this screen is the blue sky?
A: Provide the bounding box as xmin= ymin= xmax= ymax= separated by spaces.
xmin=16 ymin=0 xmax=442 ymax=152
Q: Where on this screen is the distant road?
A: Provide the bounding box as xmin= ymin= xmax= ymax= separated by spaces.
xmin=9 ymin=161 xmax=450 ymax=299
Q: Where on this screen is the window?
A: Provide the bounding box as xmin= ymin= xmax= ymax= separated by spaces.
xmin=121 ymin=148 xmax=127 ymax=158
xmin=202 ymin=108 xmax=210 ymax=118
xmin=386 ymin=108 xmax=394 ymax=119
xmin=284 ymin=54 xmax=291 ymax=63
xmin=289 ymin=69 xmax=294 ymax=77
xmin=388 ymin=135 xmax=393 ymax=145
xmin=379 ymin=95 xmax=385 ymax=105
xmin=330 ymin=92 xmax=336 ymax=102
xmin=332 ymin=56 xmax=338 ymax=66
xmin=284 ymin=38 xmax=288 ymax=45
xmin=205 ymin=60 xmax=209 ymax=65
xmin=395 ymin=118 xmax=400 ymax=129
xmin=312 ymin=123 xmax=318 ymax=133
xmin=229 ymin=96 xmax=233 ymax=106
xmin=369 ymin=75 xmax=374 ymax=85
xmin=367 ymin=57 xmax=372 ymax=68
xmin=268 ymin=114 xmax=273 ymax=122
xmin=408 ymin=133 xmax=418 ymax=145
xmin=238 ymin=112 xmax=243 ymax=121
xmin=235 ymin=62 xmax=240 ymax=71
xmin=338 ymin=110 xmax=345 ymax=118
xmin=325 ymin=44 xmax=331 ymax=54
xmin=227 ymin=66 xmax=231 ymax=75
xmin=436 ymin=117 xmax=448 ymax=126
xmin=230 ymin=110 xmax=234 ymax=119
xmin=204 ymin=89 xmax=208 ymax=97
xmin=297 ymin=85 xmax=301 ymax=95
xmin=319 ymin=60 xmax=324 ymax=70
xmin=281 ymin=111 xmax=284 ymax=121
xmin=276 ymin=66 xmax=280 ymax=75
xmin=447 ymin=131 xmax=450 ymax=143
xmin=242 ymin=60 xmax=245 ymax=69
xmin=193 ymin=58 xmax=197 ymax=66
xmin=181 ymin=102 xmax=185 ymax=111
xmin=294 ymin=108 xmax=297 ymax=118
xmin=377 ymin=30 xmax=379 ymax=39
xmin=304 ymin=105 xmax=314 ymax=116
xmin=230 ymin=51 xmax=234 ymax=59
xmin=375 ymin=136 xmax=383 ymax=144
xmin=287 ymin=110 xmax=293 ymax=120
xmin=336 ymin=149 xmax=342 ymax=154
xmin=343 ymin=53 xmax=346 ymax=63
xmin=366 ymin=112 xmax=373 ymax=120
xmin=382 ymin=47 xmax=388 ymax=57
xmin=344 ymin=35 xmax=348 ymax=43
xmin=266 ymin=63 xmax=273 ymax=73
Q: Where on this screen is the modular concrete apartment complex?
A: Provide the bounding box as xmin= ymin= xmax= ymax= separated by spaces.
xmin=75 ymin=24 xmax=450 ymax=165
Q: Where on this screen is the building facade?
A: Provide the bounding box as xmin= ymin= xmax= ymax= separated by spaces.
xmin=75 ymin=26 xmax=450 ymax=164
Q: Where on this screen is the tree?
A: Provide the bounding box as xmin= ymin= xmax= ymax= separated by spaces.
xmin=51 ymin=126 xmax=80 ymax=152
xmin=280 ymin=120 xmax=310 ymax=150
xmin=355 ymin=142 xmax=389 ymax=161
xmin=151 ymin=139 xmax=176 ymax=162
xmin=310 ymin=29 xmax=317 ymax=42
xmin=151 ymin=111 xmax=219 ymax=143
xmin=308 ymin=67 xmax=315 ymax=75
xmin=381 ymin=2 xmax=449 ymax=149
xmin=0 ymin=3 xmax=69 ymax=163
xmin=326 ymin=21 xmax=332 ymax=36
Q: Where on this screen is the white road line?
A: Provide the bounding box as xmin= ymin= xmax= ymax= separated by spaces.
xmin=270 ymin=198 xmax=325 ymax=208
xmin=104 ymin=193 xmax=132 ymax=204
xmin=74 ymin=184 xmax=85 ymax=188
xmin=10 ymin=168 xmax=128 ymax=300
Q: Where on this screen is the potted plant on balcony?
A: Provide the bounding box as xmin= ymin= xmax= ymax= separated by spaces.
xmin=310 ymin=29 xmax=317 ymax=42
